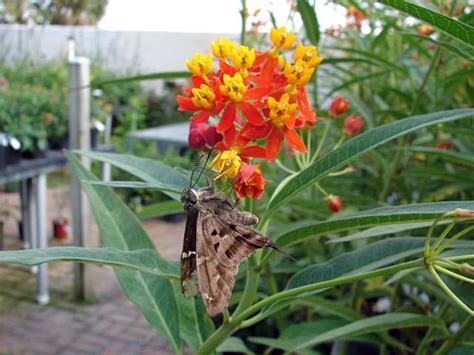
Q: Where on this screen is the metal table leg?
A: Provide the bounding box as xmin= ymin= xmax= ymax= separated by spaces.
xmin=25 ymin=179 xmax=38 ymax=275
xmin=28 ymin=175 xmax=50 ymax=305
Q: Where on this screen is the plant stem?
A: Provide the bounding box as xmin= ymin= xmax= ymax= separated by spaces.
xmin=331 ymin=134 xmax=346 ymax=151
xmin=433 ymin=225 xmax=474 ymax=257
xmin=428 ymin=264 xmax=473 ymax=315
xmin=435 ymin=265 xmax=474 ymax=284
xmin=315 ymin=183 xmax=329 ymax=198
xmin=435 ymin=314 xmax=473 ymax=355
xmin=431 ymin=221 xmax=455 ymax=251
xmin=240 ymin=0 xmax=247 ymax=46
xmin=311 ymin=119 xmax=331 ymax=164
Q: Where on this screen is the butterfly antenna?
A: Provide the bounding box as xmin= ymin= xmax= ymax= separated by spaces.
xmin=189 ymin=153 xmax=206 ymax=188
xmin=192 ymin=149 xmax=214 ymax=188
xmin=269 ymin=243 xmax=296 ymax=262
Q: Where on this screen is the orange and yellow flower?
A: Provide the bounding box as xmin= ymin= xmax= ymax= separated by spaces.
xmin=178 ymin=26 xmax=324 ymax=198
xmin=234 ymin=164 xmax=265 ymax=199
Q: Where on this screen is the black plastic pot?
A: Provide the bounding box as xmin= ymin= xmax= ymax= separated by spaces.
xmin=21 ymin=148 xmax=46 ymax=159
xmin=48 ymin=135 xmax=68 ymax=150
xmin=90 ymin=128 xmax=99 ymax=149
xmin=6 ymin=136 xmax=21 ymax=166
xmin=0 ymin=133 xmax=8 ymax=170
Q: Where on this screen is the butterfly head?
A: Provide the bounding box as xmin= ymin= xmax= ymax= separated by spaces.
xmin=181 ymin=188 xmax=199 ymax=210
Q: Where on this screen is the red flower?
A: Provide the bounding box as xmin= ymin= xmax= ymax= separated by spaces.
xmin=295 ymin=86 xmax=317 ymax=128
xmin=177 ymin=75 xmax=224 ymax=123
xmin=244 ymin=93 xmax=306 ymax=161
xmin=234 ymin=164 xmax=265 ymax=199
xmin=216 ymin=72 xmax=268 ymax=134
xmin=329 ymin=96 xmax=350 ymax=117
xmin=327 ymin=195 xmax=343 ymax=213
xmin=343 ymin=115 xmax=363 ymax=136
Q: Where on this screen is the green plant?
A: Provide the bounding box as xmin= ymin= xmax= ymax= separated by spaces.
xmin=0 ymin=1 xmax=473 ymax=354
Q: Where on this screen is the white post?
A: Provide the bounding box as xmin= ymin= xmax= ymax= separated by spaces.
xmin=35 ymin=175 xmax=49 ymax=305
xmin=68 ymin=56 xmax=91 ymax=300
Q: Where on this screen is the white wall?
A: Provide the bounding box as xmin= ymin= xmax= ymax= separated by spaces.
xmin=0 ymin=24 xmax=238 ymax=76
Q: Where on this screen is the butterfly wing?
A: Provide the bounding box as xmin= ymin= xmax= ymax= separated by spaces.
xmin=180 ymin=208 xmax=200 ymax=297
xmin=196 ymin=209 xmax=275 ymax=316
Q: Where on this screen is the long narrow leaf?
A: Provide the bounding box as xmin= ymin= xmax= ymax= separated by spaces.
xmin=297 ymin=0 xmax=320 ymax=45
xmin=66 ymin=152 xmax=182 ymax=353
xmin=92 ymin=71 xmax=191 ymax=87
xmin=0 ymin=247 xmax=179 ymax=280
xmin=376 ymin=0 xmax=474 ymax=46
xmin=264 ymin=109 xmax=474 ymax=221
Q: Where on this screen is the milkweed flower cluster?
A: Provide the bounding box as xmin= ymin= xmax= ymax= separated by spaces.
xmin=178 ymin=27 xmax=323 ymax=199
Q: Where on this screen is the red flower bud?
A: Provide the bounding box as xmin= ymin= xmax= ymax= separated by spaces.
xmin=328 ymin=96 xmax=350 ymax=117
xmin=327 ymin=195 xmax=343 ymax=213
xmin=190 ymin=121 xmax=207 ymax=132
xmin=234 ymin=164 xmax=265 ymax=199
xmin=188 ymin=128 xmax=206 ymax=149
xmin=343 ymin=115 xmax=363 ymax=136
xmin=204 ymin=124 xmax=223 ymax=148
xmin=435 ymin=141 xmax=453 ymax=150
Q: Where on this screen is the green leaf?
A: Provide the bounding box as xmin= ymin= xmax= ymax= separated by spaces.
xmin=410 ymin=147 xmax=474 ymax=167
xmin=297 ymin=0 xmax=320 ymax=45
xmin=92 ymin=71 xmax=191 ymax=87
xmin=83 ymin=180 xmax=183 ymax=194
xmin=327 ymin=221 xmax=444 ymax=244
xmin=216 ymin=337 xmax=253 ymax=354
xmin=376 ymin=0 xmax=474 ymax=46
xmin=66 ymin=152 xmax=182 ymax=353
xmin=400 ymin=33 xmax=474 ymax=61
xmin=263 ymin=109 xmax=474 ymax=221
xmin=0 ymin=247 xmax=179 ymax=280
xmin=249 ymin=318 xmax=347 ymax=350
xmin=323 ymin=70 xmax=388 ymax=101
xmin=76 ymin=151 xmax=189 ymax=200
xmin=286 ymin=237 xmax=426 ymax=290
xmin=250 ymin=313 xmax=446 ymax=351
xmin=272 ymin=201 xmax=474 ymax=249
xmin=137 ymin=200 xmax=183 ymax=220
xmin=327 ymin=46 xmax=409 ymax=74
xmin=173 ymin=283 xmax=214 ymax=352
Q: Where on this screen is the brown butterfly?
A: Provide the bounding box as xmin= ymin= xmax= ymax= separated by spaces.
xmin=180 ymin=186 xmax=281 ymax=316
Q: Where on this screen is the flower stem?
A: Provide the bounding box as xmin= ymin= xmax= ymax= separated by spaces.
xmin=434 ymin=265 xmax=474 ymax=284
xmin=431 ymin=221 xmax=455 ymax=251
xmin=428 ymin=264 xmax=473 ymax=315
xmin=331 ymin=134 xmax=346 ymax=151
xmin=432 ymin=225 xmax=474 ymax=257
xmin=311 ymin=119 xmax=331 ymax=164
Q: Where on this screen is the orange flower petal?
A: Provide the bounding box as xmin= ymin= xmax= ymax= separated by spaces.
xmin=266 ymin=126 xmax=283 ymax=161
xmin=240 ymin=145 xmax=267 ymax=159
xmin=241 ymin=123 xmax=270 ymax=140
xmin=177 ymin=96 xmax=198 ymax=111
xmin=217 ymin=103 xmax=236 ymax=133
xmin=284 ymin=128 xmax=306 ymax=153
xmin=246 ymin=86 xmax=272 ymax=99
xmin=261 ymin=56 xmax=278 ymax=80
xmin=219 ymin=60 xmax=238 ymax=76
xmin=191 ymin=75 xmax=207 ymax=88
xmin=191 ymin=111 xmax=210 ymax=123
xmin=239 ymin=101 xmax=264 ymax=126
xmin=222 ymin=124 xmax=236 ymax=147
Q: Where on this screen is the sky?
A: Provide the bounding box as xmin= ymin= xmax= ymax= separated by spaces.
xmin=99 ymin=0 xmax=346 ymax=33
